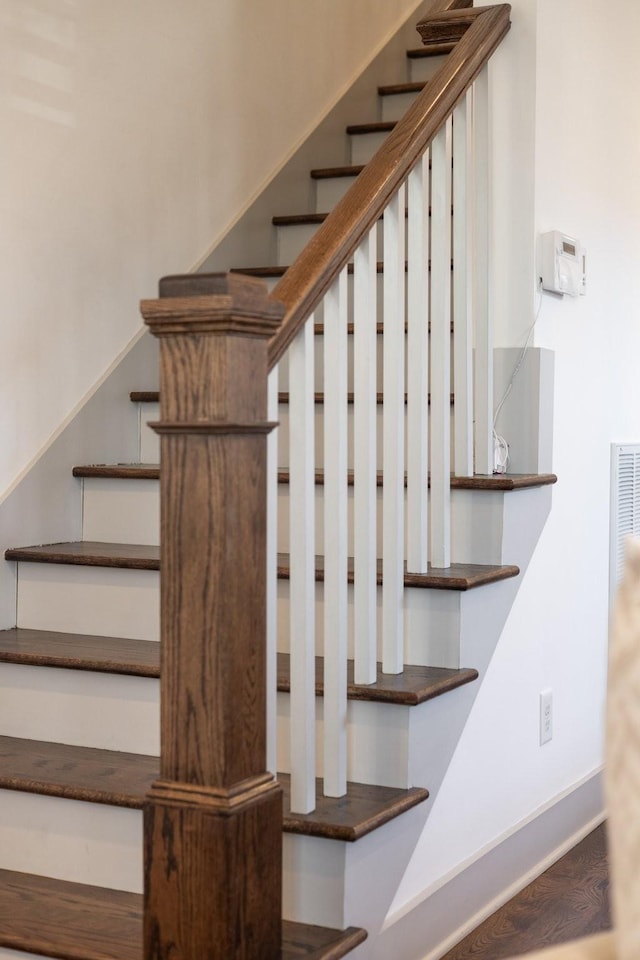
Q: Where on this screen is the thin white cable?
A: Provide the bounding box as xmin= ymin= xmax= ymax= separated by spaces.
xmin=493 ymin=279 xmax=544 ymax=428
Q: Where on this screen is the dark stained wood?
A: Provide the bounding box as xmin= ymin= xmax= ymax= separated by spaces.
xmin=273 ymin=213 xmax=329 ymax=226
xmin=4 ymin=541 xmax=160 ymax=570
xmin=0 ymin=736 xmax=426 ymax=843
xmin=277 ymin=390 xmax=454 ymax=406
xmin=0 ymin=627 xmax=159 ymax=677
xmin=277 ymin=469 xmax=558 ymax=492
xmin=73 ymin=464 xmax=160 ymax=480
xmin=277 ymin=554 xmax=519 ymax=591
xmin=310 ymin=164 xmax=364 ymax=180
xmin=280 ymin=774 xmax=428 ymax=841
xmin=440 ymin=824 xmax=610 ymax=959
xmin=235 ymin=261 xmax=452 ymax=279
xmin=141 ymin=274 xmax=284 ymax=958
xmin=406 ymin=42 xmax=458 ymax=58
xmin=0 ymin=736 xmax=156 ymax=808
xmin=277 ymin=653 xmax=478 ymax=706
xmin=346 ymin=121 xmax=396 ymax=135
xmin=416 ymin=6 xmax=483 ymax=45
xmin=130 ymin=390 xmax=159 ymax=403
xmin=378 ymin=81 xmax=427 ymax=96
xmin=268 ymin=4 xmax=511 ymax=368
xmin=0 ymin=870 xmax=366 ymax=960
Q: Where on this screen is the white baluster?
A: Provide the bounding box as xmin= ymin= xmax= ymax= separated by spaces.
xmin=353 ymin=226 xmax=378 ymax=685
xmin=288 ymin=321 xmax=316 ymax=814
xmin=382 ymin=186 xmax=405 ymax=674
xmin=453 ymin=91 xmax=474 ymax=478
xmin=407 ymin=152 xmax=430 ymax=574
xmin=430 ymin=118 xmax=453 ymax=568
xmin=472 ymin=65 xmax=493 ymax=475
xmin=266 ymin=367 xmax=279 ymax=776
xmin=323 ymin=271 xmax=348 ymax=797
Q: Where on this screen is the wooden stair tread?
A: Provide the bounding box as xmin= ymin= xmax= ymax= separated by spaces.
xmin=0 ymin=736 xmax=426 ymax=840
xmin=71 ymin=462 xmax=558 ymax=492
xmin=277 ymin=653 xmax=477 ymax=706
xmin=310 ymin=165 xmax=364 ymax=180
xmin=0 ymin=628 xmax=478 ymax=706
xmin=279 ymin=773 xmax=428 ymax=841
xmin=232 ymin=261 xmax=450 ymax=279
xmin=0 ymin=627 xmax=159 ymax=677
xmin=0 ymin=869 xmax=367 ymax=960
xmin=276 ymin=555 xmax=519 ymax=590
xmin=4 ymin=541 xmax=160 ymax=570
xmin=346 ymin=120 xmax=396 ymax=135
xmin=406 ymin=42 xmax=457 ymax=58
xmin=278 ymin=390 xmax=453 ymax=405
xmin=378 ymin=81 xmax=427 ymax=96
xmin=4 ymin=541 xmax=519 ymax=588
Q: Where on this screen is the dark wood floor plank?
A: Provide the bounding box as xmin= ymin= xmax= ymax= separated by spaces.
xmin=441 ymin=824 xmax=611 ymax=959
xmin=277 ymin=653 xmax=477 ymax=706
xmin=0 ymin=737 xmax=426 ymax=839
xmin=0 ymin=869 xmax=366 ymax=960
xmin=0 ymin=628 xmax=160 ymax=677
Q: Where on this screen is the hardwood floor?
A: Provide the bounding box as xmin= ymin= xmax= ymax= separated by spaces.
xmin=441 ymin=824 xmax=611 ymax=959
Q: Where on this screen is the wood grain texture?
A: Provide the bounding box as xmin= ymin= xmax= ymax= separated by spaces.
xmin=279 ymin=774 xmax=428 ymax=841
xmin=73 ymin=464 xmax=160 ymax=480
xmin=277 ymin=554 xmax=519 ymax=590
xmin=4 ymin=541 xmax=160 ymax=569
xmin=406 ymin=42 xmax=458 ymax=58
xmin=346 ymin=121 xmax=397 ymax=135
xmin=0 ymin=627 xmax=159 ymax=677
xmin=378 ymin=81 xmax=427 ymax=96
xmin=440 ymin=824 xmax=610 ymax=959
xmin=0 ymin=735 xmax=157 ymax=808
xmin=268 ymin=4 xmax=511 ymax=368
xmin=0 ymin=870 xmax=366 ymax=960
xmin=277 ymin=653 xmax=477 ymax=706
xmin=277 ymin=469 xmax=557 ymax=491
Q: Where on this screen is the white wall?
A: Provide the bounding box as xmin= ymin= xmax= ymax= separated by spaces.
xmin=0 ymin=0 xmax=426 ymax=499
xmin=388 ymin=0 xmax=640 ymax=928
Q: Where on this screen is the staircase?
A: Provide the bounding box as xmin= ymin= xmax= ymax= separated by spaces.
xmin=0 ymin=4 xmax=556 ymax=959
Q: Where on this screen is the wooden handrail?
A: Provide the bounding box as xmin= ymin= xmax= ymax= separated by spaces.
xmin=268 ymin=2 xmax=511 ymax=370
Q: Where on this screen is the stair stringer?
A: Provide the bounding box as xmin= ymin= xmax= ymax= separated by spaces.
xmin=282 ymin=475 xmax=556 ymax=950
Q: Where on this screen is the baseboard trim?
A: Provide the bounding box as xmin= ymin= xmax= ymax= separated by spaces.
xmin=377 ymin=766 xmax=604 ymax=960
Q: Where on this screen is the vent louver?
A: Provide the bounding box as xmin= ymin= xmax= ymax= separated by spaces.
xmin=610 ymin=443 xmax=640 ymax=606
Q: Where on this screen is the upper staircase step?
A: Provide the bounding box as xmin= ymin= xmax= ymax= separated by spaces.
xmin=277 ymin=653 xmax=477 ymax=707
xmin=406 ymin=42 xmax=457 ymax=59
xmin=4 ymin=542 xmax=520 ymax=589
xmin=0 ymin=869 xmax=367 ymax=960
xmin=0 ymin=736 xmax=427 ymax=841
xmin=71 ymin=462 xmax=558 ymax=492
xmin=346 ymin=120 xmax=396 ymax=136
xmin=310 ymin=164 xmax=363 ymax=180
xmin=0 ymin=628 xmax=478 ymax=707
xmin=378 ymin=81 xmax=427 ymax=97
xmin=0 ymin=627 xmax=159 ymax=677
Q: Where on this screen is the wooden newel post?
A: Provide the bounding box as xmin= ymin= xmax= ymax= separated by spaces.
xmin=140 ymin=273 xmax=284 ymax=959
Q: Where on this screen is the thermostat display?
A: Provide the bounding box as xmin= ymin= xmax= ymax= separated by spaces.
xmin=541 ymin=231 xmax=586 ymax=297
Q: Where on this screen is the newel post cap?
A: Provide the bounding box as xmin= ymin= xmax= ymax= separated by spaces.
xmin=140 ymin=272 xmax=284 ymax=338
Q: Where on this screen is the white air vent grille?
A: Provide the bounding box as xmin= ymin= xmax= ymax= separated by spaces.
xmin=610 ymin=443 xmax=640 ymax=605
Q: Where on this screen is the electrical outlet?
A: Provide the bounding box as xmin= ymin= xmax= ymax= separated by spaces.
xmin=540 ymin=689 xmax=553 ymax=745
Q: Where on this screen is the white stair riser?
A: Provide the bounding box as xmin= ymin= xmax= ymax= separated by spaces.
xmin=0 ymin=790 xmax=142 ymax=892
xmin=16 ymin=564 xmax=159 ymax=642
xmin=278 ymin=694 xmax=410 ymax=788
xmin=82 ymin=478 xmax=159 ymax=545
xmin=140 ymin=403 xmax=159 ymax=462
xmin=380 ymin=90 xmax=420 ymax=122
xmin=350 ymin=130 xmax=389 ymax=166
xmin=0 ymin=663 xmax=159 ymax=755
xmin=277 ymin=485 xmax=505 ymax=564
xmin=277 ymin=580 xmax=461 ymax=668
xmin=277 ymin=403 xmax=455 ymax=472
xmin=0 ymin=787 xmax=345 ymax=930
xmin=0 ymin=949 xmax=48 ymax=959
xmin=409 ymin=54 xmax=449 ymax=84
xmin=15 ymin=561 xmax=461 ymax=666
xmin=316 ymin=176 xmax=358 ymax=212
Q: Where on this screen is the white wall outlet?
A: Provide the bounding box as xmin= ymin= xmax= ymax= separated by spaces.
xmin=540 ymin=688 xmax=553 ymax=745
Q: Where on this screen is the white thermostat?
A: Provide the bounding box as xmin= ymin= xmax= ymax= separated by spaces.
xmin=540 ymin=231 xmax=586 ymax=297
